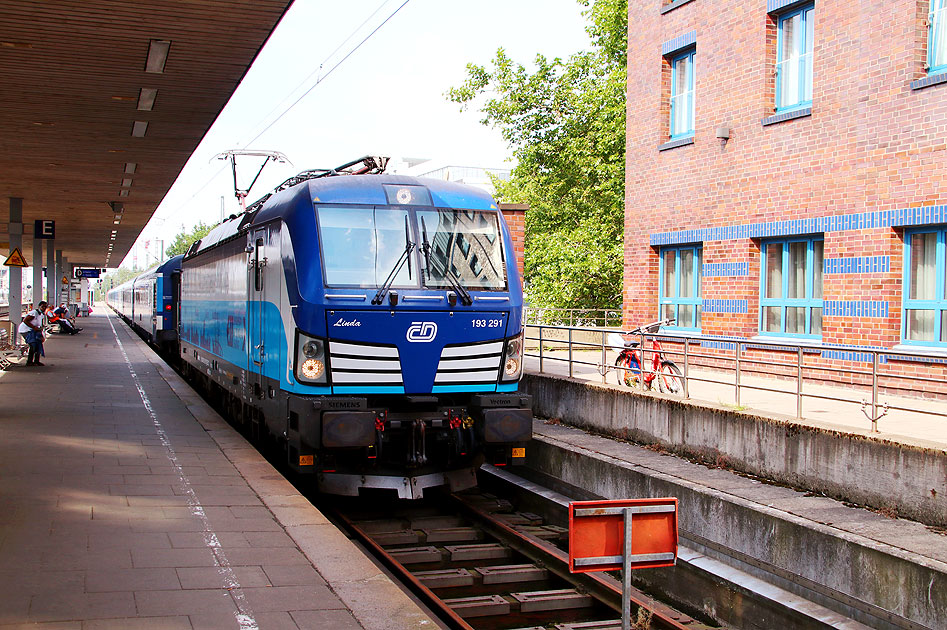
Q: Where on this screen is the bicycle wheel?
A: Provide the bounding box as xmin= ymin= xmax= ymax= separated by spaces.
xmin=614 ymin=354 xmax=628 ymax=385
xmin=615 ymin=353 xmax=641 ymax=387
xmin=657 ymin=361 xmax=684 ymax=395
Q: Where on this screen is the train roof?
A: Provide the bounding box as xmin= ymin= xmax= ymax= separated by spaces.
xmin=187 ymin=172 xmax=501 ymax=258
xmin=106 ymin=254 xmax=184 ymax=295
xmin=157 ymin=254 xmax=184 ymax=274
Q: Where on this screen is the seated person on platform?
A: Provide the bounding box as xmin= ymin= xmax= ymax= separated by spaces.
xmin=50 ymin=303 xmax=80 ymax=334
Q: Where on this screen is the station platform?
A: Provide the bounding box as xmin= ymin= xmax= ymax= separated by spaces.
xmin=0 ymin=313 xmax=437 ymax=629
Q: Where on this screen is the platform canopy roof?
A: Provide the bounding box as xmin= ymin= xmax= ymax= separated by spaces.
xmin=0 ymin=0 xmax=293 ymax=268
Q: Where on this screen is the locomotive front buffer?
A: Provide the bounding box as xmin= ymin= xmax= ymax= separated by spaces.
xmin=285 ymin=393 xmax=532 ymax=499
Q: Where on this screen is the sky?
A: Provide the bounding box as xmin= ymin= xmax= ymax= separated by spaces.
xmin=125 ymin=0 xmax=592 ymax=268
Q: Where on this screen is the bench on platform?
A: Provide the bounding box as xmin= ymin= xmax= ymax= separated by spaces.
xmin=0 ymin=321 xmax=28 ymax=369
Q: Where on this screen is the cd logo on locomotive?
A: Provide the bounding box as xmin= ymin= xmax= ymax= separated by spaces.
xmin=406 ymin=322 xmax=437 ymax=343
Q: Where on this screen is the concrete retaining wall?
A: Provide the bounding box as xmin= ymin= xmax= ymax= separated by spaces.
xmin=522 ymin=372 xmax=947 ymax=527
xmin=527 ymin=431 xmax=947 ymax=630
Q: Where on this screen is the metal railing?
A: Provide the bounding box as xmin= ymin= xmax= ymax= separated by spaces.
xmin=524 ymin=322 xmax=947 ymax=431
xmin=524 ymin=307 xmax=622 ymax=329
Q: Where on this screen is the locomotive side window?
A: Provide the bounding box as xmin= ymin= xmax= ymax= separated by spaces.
xmin=317 ymin=206 xmax=414 ymax=288
xmin=254 ymin=237 xmax=263 ymax=291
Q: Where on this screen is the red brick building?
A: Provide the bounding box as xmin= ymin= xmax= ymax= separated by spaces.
xmin=624 ymin=0 xmax=947 ymax=366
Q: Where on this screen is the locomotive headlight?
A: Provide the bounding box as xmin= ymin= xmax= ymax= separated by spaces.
xmin=501 ymin=333 xmax=524 ymax=381
xmin=301 ymin=358 xmax=325 ymax=380
xmin=295 ymin=332 xmax=328 ymax=384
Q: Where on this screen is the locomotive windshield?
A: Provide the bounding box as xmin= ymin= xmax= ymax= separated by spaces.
xmin=316 ymin=205 xmax=506 ymax=290
xmin=416 ymin=208 xmax=506 ymax=291
xmin=318 ymin=206 xmax=413 ymax=287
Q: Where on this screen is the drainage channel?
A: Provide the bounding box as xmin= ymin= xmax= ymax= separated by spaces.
xmin=325 ymin=484 xmax=717 ymax=630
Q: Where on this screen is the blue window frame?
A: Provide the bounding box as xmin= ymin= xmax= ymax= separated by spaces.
xmin=669 ymin=49 xmax=695 ymax=138
xmin=902 ymin=228 xmax=947 ymax=347
xmin=775 ymin=4 xmax=814 ymax=112
xmin=760 ymin=237 xmax=823 ymax=338
xmin=659 ymin=245 xmax=702 ymax=330
xmin=930 ymin=0 xmax=947 ymax=75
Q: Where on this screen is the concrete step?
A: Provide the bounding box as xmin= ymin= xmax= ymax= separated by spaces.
xmin=444 ymin=594 xmax=510 ymax=618
xmin=415 ymin=568 xmax=476 ymax=589
xmin=445 ymin=543 xmax=512 ymax=561
xmin=410 ymin=515 xmax=464 ymax=529
xmin=354 ymin=519 xmax=406 ymax=534
xmin=510 ymin=588 xmax=594 ymax=612
xmin=374 ymin=530 xmax=420 ymax=546
xmin=516 ymin=524 xmax=568 ymax=541
xmin=553 ymin=621 xmax=622 ymax=630
xmin=463 ymin=492 xmax=514 ymax=513
xmin=476 ymin=564 xmax=549 ymax=584
xmin=388 ymin=545 xmax=441 ymax=564
xmin=496 ymin=511 xmax=544 ymax=526
xmin=424 ymin=526 xmax=482 ymax=543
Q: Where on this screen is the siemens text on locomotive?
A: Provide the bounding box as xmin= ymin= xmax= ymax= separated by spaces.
xmin=108 ymin=156 xmax=532 ymax=499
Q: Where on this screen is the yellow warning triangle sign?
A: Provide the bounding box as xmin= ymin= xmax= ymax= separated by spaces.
xmin=3 ymin=247 xmax=27 ymax=267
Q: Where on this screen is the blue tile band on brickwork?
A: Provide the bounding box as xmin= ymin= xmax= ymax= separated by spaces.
xmin=821 ymin=349 xmax=888 ymax=363
xmin=701 ymin=339 xmax=738 ymax=351
xmin=703 ymin=262 xmax=749 ymax=277
xmin=823 ymin=300 xmax=889 ymax=318
xmin=698 ymin=334 xmax=821 ymax=354
xmin=762 ymin=107 xmax=812 ymax=126
xmin=823 ymin=256 xmax=890 ymax=274
xmin=650 ymin=203 xmax=947 ymax=246
xmin=911 ymin=72 xmax=947 ymax=91
xmin=702 ymin=299 xmax=748 ymax=314
xmin=698 ymin=334 xmax=741 ymax=351
xmin=661 ymin=30 xmax=696 ymax=56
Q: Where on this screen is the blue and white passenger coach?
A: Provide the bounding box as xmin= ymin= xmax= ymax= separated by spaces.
xmin=107 ymin=255 xmax=183 ymax=352
xmin=178 ymin=161 xmax=532 ymax=498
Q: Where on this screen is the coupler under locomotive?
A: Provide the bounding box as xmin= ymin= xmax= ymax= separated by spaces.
xmin=284 ymin=393 xmax=532 ymax=499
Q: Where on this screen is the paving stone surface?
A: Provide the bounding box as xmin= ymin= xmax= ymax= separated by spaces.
xmin=0 ymin=313 xmax=436 ymax=629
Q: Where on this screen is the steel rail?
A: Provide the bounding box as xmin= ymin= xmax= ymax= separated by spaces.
xmin=447 ymin=494 xmax=703 ymax=630
xmin=330 ymin=507 xmax=474 ymax=630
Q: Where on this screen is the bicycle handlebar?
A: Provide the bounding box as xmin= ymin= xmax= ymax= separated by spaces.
xmin=625 ymin=318 xmax=675 ymax=336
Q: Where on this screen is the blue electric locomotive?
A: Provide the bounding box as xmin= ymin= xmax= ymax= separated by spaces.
xmin=177 ymin=157 xmax=532 ymax=498
xmin=107 ymin=255 xmax=183 ymax=351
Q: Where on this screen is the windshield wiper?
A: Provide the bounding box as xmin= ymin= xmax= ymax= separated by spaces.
xmin=420 ymin=217 xmax=472 ymax=306
xmin=371 ymin=216 xmax=414 ymax=305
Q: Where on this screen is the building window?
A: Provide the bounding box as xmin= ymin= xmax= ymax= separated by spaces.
xmin=670 ymin=49 xmax=695 ymax=138
xmin=776 ymin=4 xmax=814 ymax=111
xmin=659 ymin=245 xmax=702 ymax=330
xmin=903 ymin=229 xmax=947 ymax=346
xmin=760 ymin=237 xmax=823 ymax=337
xmin=931 ymin=0 xmax=947 ymax=75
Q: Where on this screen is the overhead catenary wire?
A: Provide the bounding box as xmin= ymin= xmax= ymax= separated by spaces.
xmin=243 ymin=0 xmax=412 ymax=147
xmin=147 ymin=0 xmax=413 ymax=235
xmin=242 ymin=0 xmax=395 ymax=144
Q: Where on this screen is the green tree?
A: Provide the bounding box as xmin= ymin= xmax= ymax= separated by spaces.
xmin=166 ymin=222 xmax=214 ymax=257
xmin=448 ymin=0 xmax=627 ymax=311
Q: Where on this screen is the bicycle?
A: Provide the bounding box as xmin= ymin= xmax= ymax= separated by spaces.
xmin=608 ymin=318 xmax=685 ymax=395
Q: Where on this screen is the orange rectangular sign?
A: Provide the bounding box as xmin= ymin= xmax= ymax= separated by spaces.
xmin=568 ymin=498 xmax=678 ymax=573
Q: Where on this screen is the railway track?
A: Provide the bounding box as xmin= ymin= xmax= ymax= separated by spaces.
xmin=326 ymin=478 xmax=716 ymax=630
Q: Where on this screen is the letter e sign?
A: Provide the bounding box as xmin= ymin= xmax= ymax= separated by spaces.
xmin=34 ymin=220 xmax=55 ymax=239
